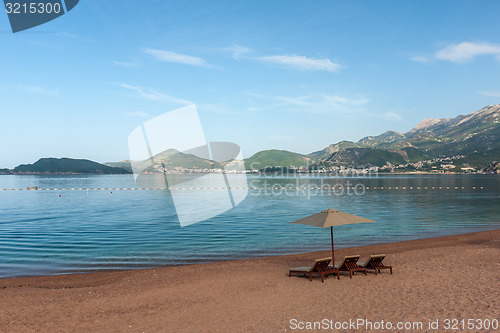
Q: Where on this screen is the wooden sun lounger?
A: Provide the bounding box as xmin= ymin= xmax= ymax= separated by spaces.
xmin=289 ymin=258 xmax=340 ymax=282
xmin=358 ymin=254 xmax=393 ymax=275
xmin=333 ymin=255 xmax=367 ymax=278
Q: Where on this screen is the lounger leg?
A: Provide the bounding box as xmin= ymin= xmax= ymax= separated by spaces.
xmin=337 ymin=272 xmax=340 ymax=280
xmin=390 ymin=267 xmax=393 ymax=274
xmin=321 ymin=274 xmax=324 ymax=283
xmin=309 ymin=273 xmax=312 ymax=282
xmin=364 ymin=269 xmax=367 ymax=276
xmin=375 ymin=268 xmax=378 ymax=275
xmin=349 ymin=270 xmax=352 ymax=278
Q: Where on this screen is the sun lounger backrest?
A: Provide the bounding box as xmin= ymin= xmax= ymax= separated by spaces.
xmin=367 ymin=254 xmax=386 ymax=268
xmin=343 ymin=256 xmax=360 ymax=270
xmin=337 ymin=255 xmax=360 ymax=269
xmin=313 ymin=258 xmax=331 ymax=272
xmin=369 ymin=254 xmax=385 ymax=260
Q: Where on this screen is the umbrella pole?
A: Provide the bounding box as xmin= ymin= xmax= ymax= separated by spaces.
xmin=331 ymin=226 xmax=335 ymax=266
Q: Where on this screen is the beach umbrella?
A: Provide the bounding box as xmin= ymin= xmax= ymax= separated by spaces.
xmin=291 ymin=208 xmax=375 ymax=265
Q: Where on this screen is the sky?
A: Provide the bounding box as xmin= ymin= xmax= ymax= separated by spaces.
xmin=1 ymin=1 xmax=500 ymax=168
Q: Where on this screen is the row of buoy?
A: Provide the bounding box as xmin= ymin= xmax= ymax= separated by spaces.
xmin=0 ymin=186 xmax=488 ymax=191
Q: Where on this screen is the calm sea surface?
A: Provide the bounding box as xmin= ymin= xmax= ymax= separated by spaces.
xmin=0 ymin=174 xmax=499 ymax=278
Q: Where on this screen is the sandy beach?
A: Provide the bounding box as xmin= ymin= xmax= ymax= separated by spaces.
xmin=1 ymin=230 xmax=499 ymax=332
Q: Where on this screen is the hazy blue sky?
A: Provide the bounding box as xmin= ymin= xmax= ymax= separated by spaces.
xmin=1 ymin=1 xmax=500 ymax=168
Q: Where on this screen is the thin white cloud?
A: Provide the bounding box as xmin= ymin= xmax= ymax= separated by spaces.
xmin=143 ymin=48 xmax=208 ymax=67
xmin=113 ymin=61 xmax=139 ymax=67
xmin=126 ymin=111 xmax=150 ymax=118
xmin=477 ymin=90 xmax=500 ymax=97
xmin=19 ymin=85 xmax=59 ymax=96
xmin=113 ymin=83 xmax=192 ymax=105
xmin=410 ymin=55 xmax=431 ymax=63
xmin=257 ymin=54 xmax=342 ymax=72
xmin=382 ymin=112 xmax=403 ymax=121
xmin=274 ymin=95 xmax=313 ymax=107
xmin=218 ymin=46 xmax=344 ymax=73
xmin=411 ymin=41 xmax=500 ymax=64
xmin=435 ymin=42 xmax=500 ymax=63
xmin=322 ymin=94 xmax=368 ymax=106
xmin=197 ymin=103 xmax=236 ymax=114
xmin=222 ymin=45 xmax=252 ymax=59
xmin=245 ymin=91 xmax=367 ymax=114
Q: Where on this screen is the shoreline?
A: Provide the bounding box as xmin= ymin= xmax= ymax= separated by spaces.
xmin=2 ymin=227 xmax=499 ymax=280
xmin=1 ymin=230 xmax=499 ymax=332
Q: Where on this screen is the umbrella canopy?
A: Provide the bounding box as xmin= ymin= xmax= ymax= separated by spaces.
xmin=291 ymin=208 xmax=375 ymax=265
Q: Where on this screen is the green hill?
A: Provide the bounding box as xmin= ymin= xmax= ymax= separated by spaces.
xmin=244 ymin=149 xmax=311 ymax=170
xmin=12 ymin=158 xmax=131 ymax=174
xmin=117 ymin=149 xmax=223 ymax=173
xmin=151 ymin=149 xmax=222 ymax=169
xmin=0 ymin=168 xmax=12 ymax=175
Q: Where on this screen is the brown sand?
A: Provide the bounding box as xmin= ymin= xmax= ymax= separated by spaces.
xmin=1 ymin=230 xmax=499 ymax=332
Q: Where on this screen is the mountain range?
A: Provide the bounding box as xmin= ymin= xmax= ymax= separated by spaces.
xmin=244 ymin=104 xmax=500 ymax=170
xmin=1 ymin=105 xmax=499 ymax=174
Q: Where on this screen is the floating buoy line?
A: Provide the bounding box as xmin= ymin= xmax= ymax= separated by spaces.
xmin=0 ymin=186 xmax=488 ymax=191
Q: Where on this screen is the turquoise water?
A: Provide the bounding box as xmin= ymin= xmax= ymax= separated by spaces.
xmin=0 ymin=174 xmax=499 ymax=278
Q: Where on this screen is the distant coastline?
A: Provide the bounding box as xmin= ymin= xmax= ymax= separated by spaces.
xmin=2 ymin=105 xmax=499 ymax=175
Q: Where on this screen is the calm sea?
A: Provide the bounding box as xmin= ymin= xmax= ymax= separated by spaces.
xmin=0 ymin=174 xmax=499 ymax=278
